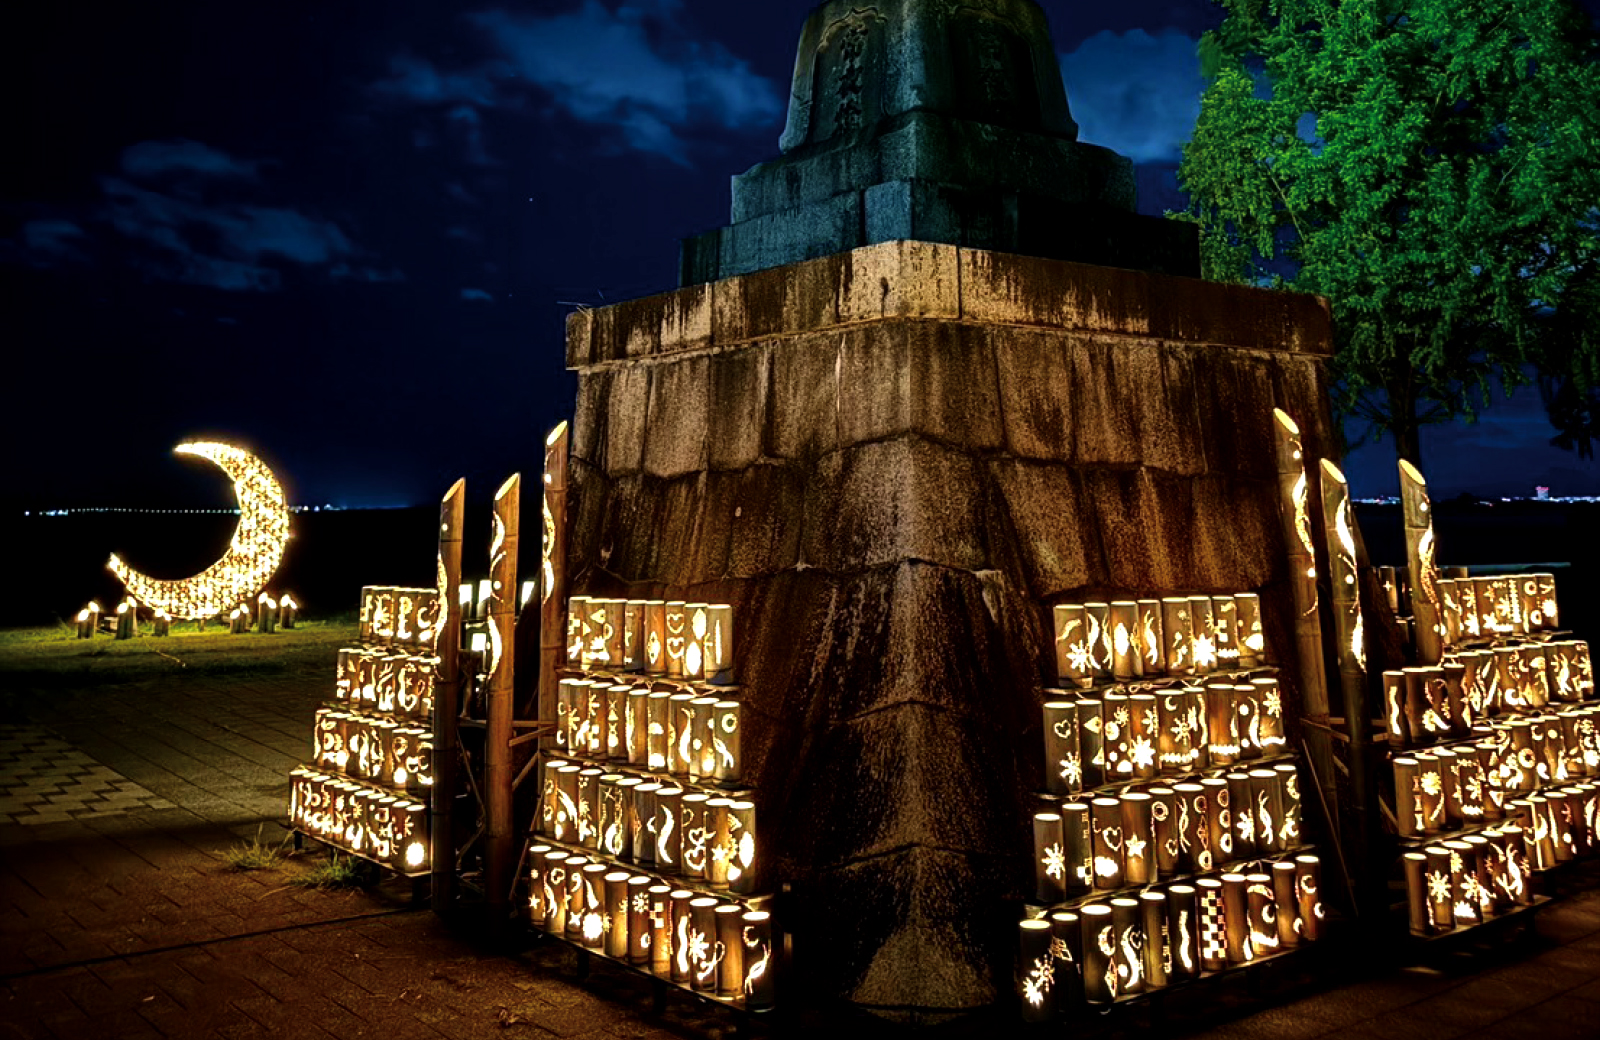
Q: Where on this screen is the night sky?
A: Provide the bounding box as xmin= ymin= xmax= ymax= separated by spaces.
xmin=6 ymin=0 xmax=1599 ymax=511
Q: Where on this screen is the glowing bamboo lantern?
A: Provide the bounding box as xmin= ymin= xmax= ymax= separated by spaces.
xmin=1197 ymin=878 xmax=1226 ymax=971
xmin=1048 ymin=909 xmax=1082 ymax=1006
xmin=1444 ymin=840 xmax=1478 ymax=925
xmin=594 ymin=774 xmax=623 ymax=857
xmin=576 ymin=767 xmax=603 ymax=848
xmin=715 ymin=904 xmax=745 ymax=998
xmin=644 ymin=601 xmax=668 ymax=677
xmin=1245 ymin=873 xmax=1278 ymax=958
xmin=1172 ymin=783 xmax=1206 ymax=872
xmin=688 ymin=897 xmax=722 ymax=992
xmin=1495 ymin=576 xmax=1520 ymax=635
xmin=1140 ymin=891 xmax=1169 ymax=990
xmin=1549 ymin=642 xmax=1582 ymax=704
xmin=1120 ymin=793 xmax=1154 ymax=885
xmin=1208 ymin=595 xmax=1237 ymax=670
xmin=1538 ymin=573 xmax=1559 ymax=630
xmin=1109 ymin=601 xmax=1142 ymax=681
xmin=604 ymin=871 xmax=631 ymax=958
xmin=613 ymin=777 xmax=642 ymax=860
xmin=1054 ymin=604 xmax=1093 ymax=688
xmin=1253 ymin=677 xmax=1285 ymax=753
xmin=1080 ymin=904 xmax=1115 ymax=1004
xmin=655 ymin=787 xmax=684 ymax=871
xmin=1475 ymin=738 xmax=1505 ymax=820
xmin=1459 ymin=651 xmax=1491 ymax=721
xmin=1547 ymin=792 xmax=1575 ymax=863
xmin=1085 ymin=602 xmax=1113 ymax=681
xmin=1504 ymin=719 xmax=1537 ymax=792
xmin=1424 ymin=844 xmax=1452 ymax=931
xmin=1129 ymin=693 xmax=1158 ymax=779
xmin=229 ymin=604 xmax=249 ymax=634
xmin=580 ymin=862 xmax=609 ymax=949
xmin=1018 ymin=919 xmax=1057 ymax=1022
xmin=1399 ymin=460 xmax=1444 ymax=663
xmin=604 ymin=684 xmax=629 ymax=759
xmin=705 ymin=604 xmax=735 ymax=686
xmin=649 ymin=884 xmax=673 ymax=977
xmin=1403 ymin=851 xmax=1429 ymax=935
xmin=561 ymin=856 xmax=588 ymax=941
xmin=670 ymin=890 xmax=695 ymax=983
xmin=551 ymin=763 xmax=581 ymax=843
xmin=1061 ymin=801 xmax=1093 ymax=895
xmin=1109 ymin=897 xmax=1144 ymax=996
xmin=526 ymin=843 xmax=552 ymax=924
xmin=1455 ymin=579 xmax=1480 ymax=641
xmin=1078 ymin=697 xmax=1105 ymax=789
xmin=707 ymin=797 xmax=734 ymax=888
xmin=1137 ymin=599 xmax=1165 ymax=674
xmin=1189 ymin=597 xmax=1217 ymax=675
xmin=1201 ymin=776 xmax=1232 ymax=863
xmin=1090 ymin=797 xmax=1124 ymax=890
xmin=604 ymin=599 xmax=627 ymax=669
xmin=1436 ymin=578 xmax=1460 ymax=647
xmin=667 ymin=692 xmax=696 ymax=778
xmin=1494 ymin=646 xmax=1523 ymax=711
xmin=623 ymin=600 xmax=647 ymax=672
xmin=1462 ymin=834 xmax=1496 ymax=919
xmin=542 ymin=850 xmax=570 ymax=934
xmin=1405 ymin=667 xmax=1451 ymax=746
xmin=690 ymin=695 xmax=719 ymax=778
xmin=1457 ymin=751 xmax=1487 ymax=825
xmin=564 ymin=679 xmax=590 ymax=755
xmin=149 ymin=607 xmax=167 ymax=636
xmin=625 ymin=875 xmax=652 ymax=965
xmin=1219 ymin=874 xmax=1249 ymax=964
xmin=712 ymin=699 xmax=742 ymax=784
xmin=646 ymin=690 xmax=671 ymax=771
xmin=662 ymin=604 xmax=689 ymax=679
xmin=1226 ymin=772 xmax=1257 ymax=860
xmin=1043 ymin=700 xmax=1082 ymax=795
xmin=1267 ymin=861 xmax=1298 ymax=946
xmin=680 ymin=603 xmax=710 ymax=681
xmin=1517 ymin=576 xmax=1541 ymax=631
xmin=1395 ymin=757 xmax=1423 ymax=838
xmin=681 ymin=792 xmax=712 ymax=881
xmin=1161 ymin=598 xmax=1193 ymax=677
xmin=625 ymin=688 xmax=649 ymax=766
xmin=1272 ymin=411 xmax=1329 ymax=723
xmin=1416 ymin=751 xmax=1448 ymax=833
xmin=1522 ymin=645 xmax=1551 ymax=709
xmin=1149 ymin=787 xmax=1179 ymax=876
xmin=1248 ymin=769 xmax=1284 ymax=855
xmin=1435 ymin=747 xmax=1465 ymax=829
xmin=1320 ymin=461 xmax=1371 ymax=762
xmin=75 ymin=603 xmax=95 ymax=639
xmin=726 ymin=800 xmax=757 ymax=895
xmin=1233 ymin=684 xmax=1261 ymax=761
xmin=741 ymin=910 xmax=775 ymax=1008
xmin=1156 ymin=692 xmax=1187 ymax=773
xmin=1165 ymin=884 xmax=1199 ymax=981
xmin=1034 ymin=812 xmax=1067 ymax=903
xmin=1205 ymin=685 xmax=1239 ymax=767
xmin=633 ymin=782 xmax=662 ymax=867
xmin=1293 ymin=855 xmax=1323 ymax=941
xmin=1103 ymin=693 xmax=1132 ymax=779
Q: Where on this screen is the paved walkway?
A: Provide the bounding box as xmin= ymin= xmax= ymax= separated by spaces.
xmin=2 ymin=664 xmax=1600 ymax=1039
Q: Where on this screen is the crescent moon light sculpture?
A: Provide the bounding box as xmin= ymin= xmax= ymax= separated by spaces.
xmin=108 ymin=442 xmax=291 ymax=620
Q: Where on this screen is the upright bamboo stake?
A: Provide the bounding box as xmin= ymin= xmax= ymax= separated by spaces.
xmin=1319 ymin=461 xmax=1368 ymax=745
xmin=540 ymin=423 xmax=570 ymax=752
xmin=486 ymin=474 xmax=520 ymax=917
xmin=1400 ymin=460 xmax=1443 ymax=664
xmin=431 ymin=479 xmax=466 ymax=913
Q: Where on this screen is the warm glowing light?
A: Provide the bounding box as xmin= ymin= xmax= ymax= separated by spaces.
xmin=108 ymin=442 xmax=290 ymax=619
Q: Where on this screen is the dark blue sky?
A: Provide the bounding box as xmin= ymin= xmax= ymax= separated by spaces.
xmin=5 ymin=0 xmax=1597 ymax=508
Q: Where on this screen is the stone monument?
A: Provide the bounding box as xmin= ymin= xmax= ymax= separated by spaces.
xmin=564 ymin=0 xmax=1338 ymax=1018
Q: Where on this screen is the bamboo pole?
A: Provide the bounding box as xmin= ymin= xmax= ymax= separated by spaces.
xmin=486 ymin=474 xmax=521 ymax=918
xmin=1273 ymin=410 xmax=1330 ymax=717
xmin=1319 ymin=461 xmax=1368 ymax=745
xmin=1400 ymin=460 xmax=1443 ymax=664
xmin=431 ymin=479 xmax=465 ymax=914
xmin=540 ymin=423 xmax=569 ymax=753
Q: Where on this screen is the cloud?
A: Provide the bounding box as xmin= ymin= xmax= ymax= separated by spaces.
xmin=21 ymin=219 xmax=88 ymax=259
xmin=372 ymin=3 xmax=782 ymax=164
xmin=1061 ymin=30 xmax=1205 ymax=163
xmin=119 ymin=139 xmax=263 ymax=182
xmin=461 ymin=287 xmax=495 ymax=301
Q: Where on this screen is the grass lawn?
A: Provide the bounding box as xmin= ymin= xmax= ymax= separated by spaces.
xmin=0 ymin=615 xmax=358 ymax=692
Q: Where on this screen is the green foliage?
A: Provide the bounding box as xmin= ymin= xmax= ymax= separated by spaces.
xmin=289 ymin=851 xmax=373 ymax=889
xmin=1179 ymin=0 xmax=1600 ymax=464
xmin=224 ymin=825 xmax=293 ymax=872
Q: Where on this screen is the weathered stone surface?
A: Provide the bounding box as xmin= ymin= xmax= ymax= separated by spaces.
xmin=986 ymin=459 xmax=1093 ymax=598
xmin=767 ymin=330 xmax=840 ymax=461
xmin=706 ymin=343 xmax=768 ymax=472
xmin=838 ymin=323 xmax=1003 ymax=450
xmin=642 ymin=355 xmax=709 ymax=479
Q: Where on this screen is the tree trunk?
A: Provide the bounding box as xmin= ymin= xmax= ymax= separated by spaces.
xmin=1387 ymin=368 xmax=1423 ymax=470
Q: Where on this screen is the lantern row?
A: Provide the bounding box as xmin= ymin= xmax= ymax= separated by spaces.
xmin=74 ymin=593 xmax=299 ymax=638
xmin=333 ymin=647 xmax=438 ymax=724
xmin=357 ymin=585 xmax=443 ymax=651
xmin=567 ymin=597 xmax=734 ymax=684
xmin=1394 ymin=704 xmax=1600 ymax=837
xmin=1034 ymin=763 xmax=1305 ymax=902
xmin=1043 ymin=678 xmax=1287 ymax=794
xmin=1053 ymin=593 xmax=1265 ymax=688
xmin=1019 ymin=854 xmax=1324 ymax=1019
xmin=527 ymin=844 xmax=774 ymax=1009
xmin=1400 ymin=819 xmax=1550 ymax=937
xmin=288 ymin=767 xmax=430 ymax=876
xmin=556 ymin=678 xmax=743 ymax=785
xmin=1381 ymin=569 xmax=1561 ymax=645
xmin=1380 ymin=640 xmax=1594 ymax=750
xmin=312 ymin=708 xmax=435 ymax=797
xmin=539 ymin=757 xmax=758 ymax=896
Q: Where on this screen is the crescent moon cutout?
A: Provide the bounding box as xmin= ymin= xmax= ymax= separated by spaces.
xmin=108 ymin=442 xmax=291 ymax=619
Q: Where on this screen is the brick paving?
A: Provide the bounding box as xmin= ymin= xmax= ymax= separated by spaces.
xmin=3 ymin=665 xmax=1600 ymax=1039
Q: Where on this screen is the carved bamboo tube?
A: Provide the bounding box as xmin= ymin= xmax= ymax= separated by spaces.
xmin=540 ymin=424 xmax=569 ymax=750
xmin=431 ymin=478 xmax=465 ymax=912
xmin=1273 ymin=410 xmax=1329 ymax=716
xmin=486 ymin=473 xmax=520 ymax=914
xmin=1400 ymin=460 xmax=1443 ymax=664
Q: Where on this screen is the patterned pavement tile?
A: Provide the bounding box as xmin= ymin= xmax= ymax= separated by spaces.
xmin=0 ymin=724 xmax=173 ymax=825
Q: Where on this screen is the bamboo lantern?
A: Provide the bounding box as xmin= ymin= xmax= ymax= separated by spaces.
xmin=688 ymin=897 xmax=721 ymax=992
xmin=1403 ymin=852 xmax=1430 ymax=935
xmin=1018 ymin=919 xmax=1057 ymax=1022
xmin=1205 ymin=685 xmax=1239 ymax=766
xmin=1435 ymin=577 xmax=1458 ymax=647
xmin=606 ymin=599 xmax=628 ymax=669
xmin=567 ymin=680 xmax=593 ymax=755
xmin=1404 ymin=667 xmax=1448 ymax=746
xmin=1271 ymin=861 xmax=1300 ymax=946
xmin=1442 ymin=662 xmax=1470 ymax=737
xmin=1209 ymin=595 xmax=1238 ymax=670
xmin=1233 ymin=684 xmax=1261 ymax=761
xmin=1120 ymin=793 xmax=1154 ymax=885
xmin=1457 ymin=752 xmax=1487 ymax=826
xmin=603 ymin=684 xmax=628 ymax=759
xmin=1459 ymin=652 xmax=1490 ymax=721
xmin=1293 ymin=855 xmax=1323 ymax=941
xmin=1048 ymin=909 xmax=1083 ymax=1007
xmin=604 ymin=871 xmax=631 ymax=958
xmin=1078 ymin=697 xmax=1106 ymax=789
xmin=1172 ymin=783 xmax=1206 ymax=873
xmin=1080 ymin=904 xmax=1115 ymax=1004
xmin=577 ymin=767 xmax=603 ymax=848
xmin=670 ymin=890 xmax=695 ymax=983
xmin=1166 ymin=885 xmax=1200 ymax=981
xmin=1197 ymin=878 xmax=1227 ymax=972
xmin=1140 ymin=891 xmax=1169 ymax=991
xmin=1085 ymin=602 xmax=1113 ymax=681
xmin=1156 ymin=692 xmax=1186 ymax=773
xmin=565 ymin=596 xmax=587 ymax=665
xmin=1272 ymin=411 xmax=1329 ymax=723
xmin=1233 ymin=593 xmax=1263 ymax=668
xmin=621 ymin=600 xmax=645 ymax=672
xmin=1129 ymin=693 xmax=1159 ymax=779
xmin=1054 ymin=604 xmax=1094 ymax=688
xmin=681 ymin=603 xmax=710 ymax=681
xmin=1423 ymin=845 xmax=1452 ymax=931
xmin=1245 ymin=873 xmax=1278 ymax=957
xmin=1399 ymin=460 xmax=1444 ymax=664
xmin=1548 ymin=643 xmax=1581 ymax=704
xmin=1110 ymin=601 xmax=1142 ymax=681
xmin=1249 ymin=769 xmax=1284 ymax=856
xmin=1444 ymin=840 xmax=1478 ymax=925
xmin=1228 ymin=772 xmax=1258 ymax=860
xmin=1149 ymin=787 xmax=1179 ymax=876
xmin=712 ymin=699 xmax=742 ymax=784
xmin=580 ymin=862 xmax=608 ymax=948
xmin=715 ymin=903 xmax=745 ymax=998
xmin=1382 ymin=671 xmax=1408 ymax=748
xmin=1189 ymin=596 xmax=1217 ymax=674
xmin=662 ymin=602 xmax=691 ymax=679
xmin=1202 ymin=776 xmax=1232 ymax=864
xmin=1518 ymin=576 xmax=1541 ymax=631
xmin=1493 ymin=646 xmax=1522 ymax=712
xmin=655 ymin=787 xmax=684 ymax=871
xmin=1460 ymin=835 xmax=1494 ymax=918
xmin=552 ymin=763 xmax=581 ymax=843
xmin=1103 ymin=693 xmax=1133 ymax=779
xmin=1497 ymin=576 xmax=1520 ymax=634
xmin=1394 ymin=757 xmax=1423 ymax=838
xmin=625 ymin=688 xmax=648 ymax=766
xmin=644 ymin=601 xmax=667 ymax=676
xmin=726 ymin=800 xmax=757 ymax=895
xmin=1479 ymin=829 xmax=1510 ymax=913
xmin=1320 ymin=461 xmax=1369 ymax=745
xmin=1110 ymin=897 xmax=1144 ymax=996
xmin=649 ymin=884 xmax=674 ymax=977
xmin=1522 ymin=645 xmax=1552 ymax=709
xmin=1547 ymin=792 xmax=1574 ymax=863
xmin=1456 ymin=579 xmax=1481 ymax=641
xmin=742 ymin=910 xmax=776 ymax=1009
xmin=1090 ymin=797 xmax=1124 ymax=889
xmin=1061 ymin=801 xmax=1093 ymax=895
xmin=1538 ymin=573 xmax=1559 ymax=630
xmin=1034 ymin=812 xmax=1067 ymax=903
xmin=594 ymin=774 xmax=622 ymax=857
xmin=1274 ymin=762 xmax=1303 ymax=848
xmin=1434 ymin=748 xmax=1464 ymax=829
xmin=646 ymin=691 xmax=671 ymax=771
xmin=542 ymin=851 xmax=570 ymax=934
xmin=613 ymin=777 xmax=642 ymax=860
xmin=668 ymin=692 xmax=696 ymax=778
xmin=689 ymin=694 xmax=718 ymax=778
xmin=1475 ymin=738 xmax=1505 ymax=820
xmin=1253 ymin=677 xmax=1285 ymax=753
xmin=1138 ymin=599 xmax=1165 ymax=674
xmin=707 ymin=797 xmax=733 ymax=888
xmin=1161 ymin=597 xmax=1193 ymax=677
xmin=633 ymin=782 xmax=662 ymax=867
xmin=1501 ymin=825 xmax=1533 ymax=905
xmin=1220 ymin=874 xmax=1249 ymax=964
xmin=705 ymin=604 xmax=735 ymax=686
xmin=1044 ymin=700 xmax=1082 ymax=795
xmin=681 ymin=792 xmax=712 ymax=880
xmin=620 ymin=875 xmax=651 ymax=965
xmin=1504 ymin=719 xmax=1536 ymax=791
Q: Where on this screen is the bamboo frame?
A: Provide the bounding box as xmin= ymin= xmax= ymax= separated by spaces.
xmin=485 ymin=474 xmax=520 ymax=915
xmin=431 ymin=478 xmax=465 ymax=912
xmin=1273 ymin=411 xmax=1330 ymax=716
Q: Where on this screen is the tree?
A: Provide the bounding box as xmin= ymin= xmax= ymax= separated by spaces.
xmin=1179 ymin=0 xmax=1600 ymax=469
